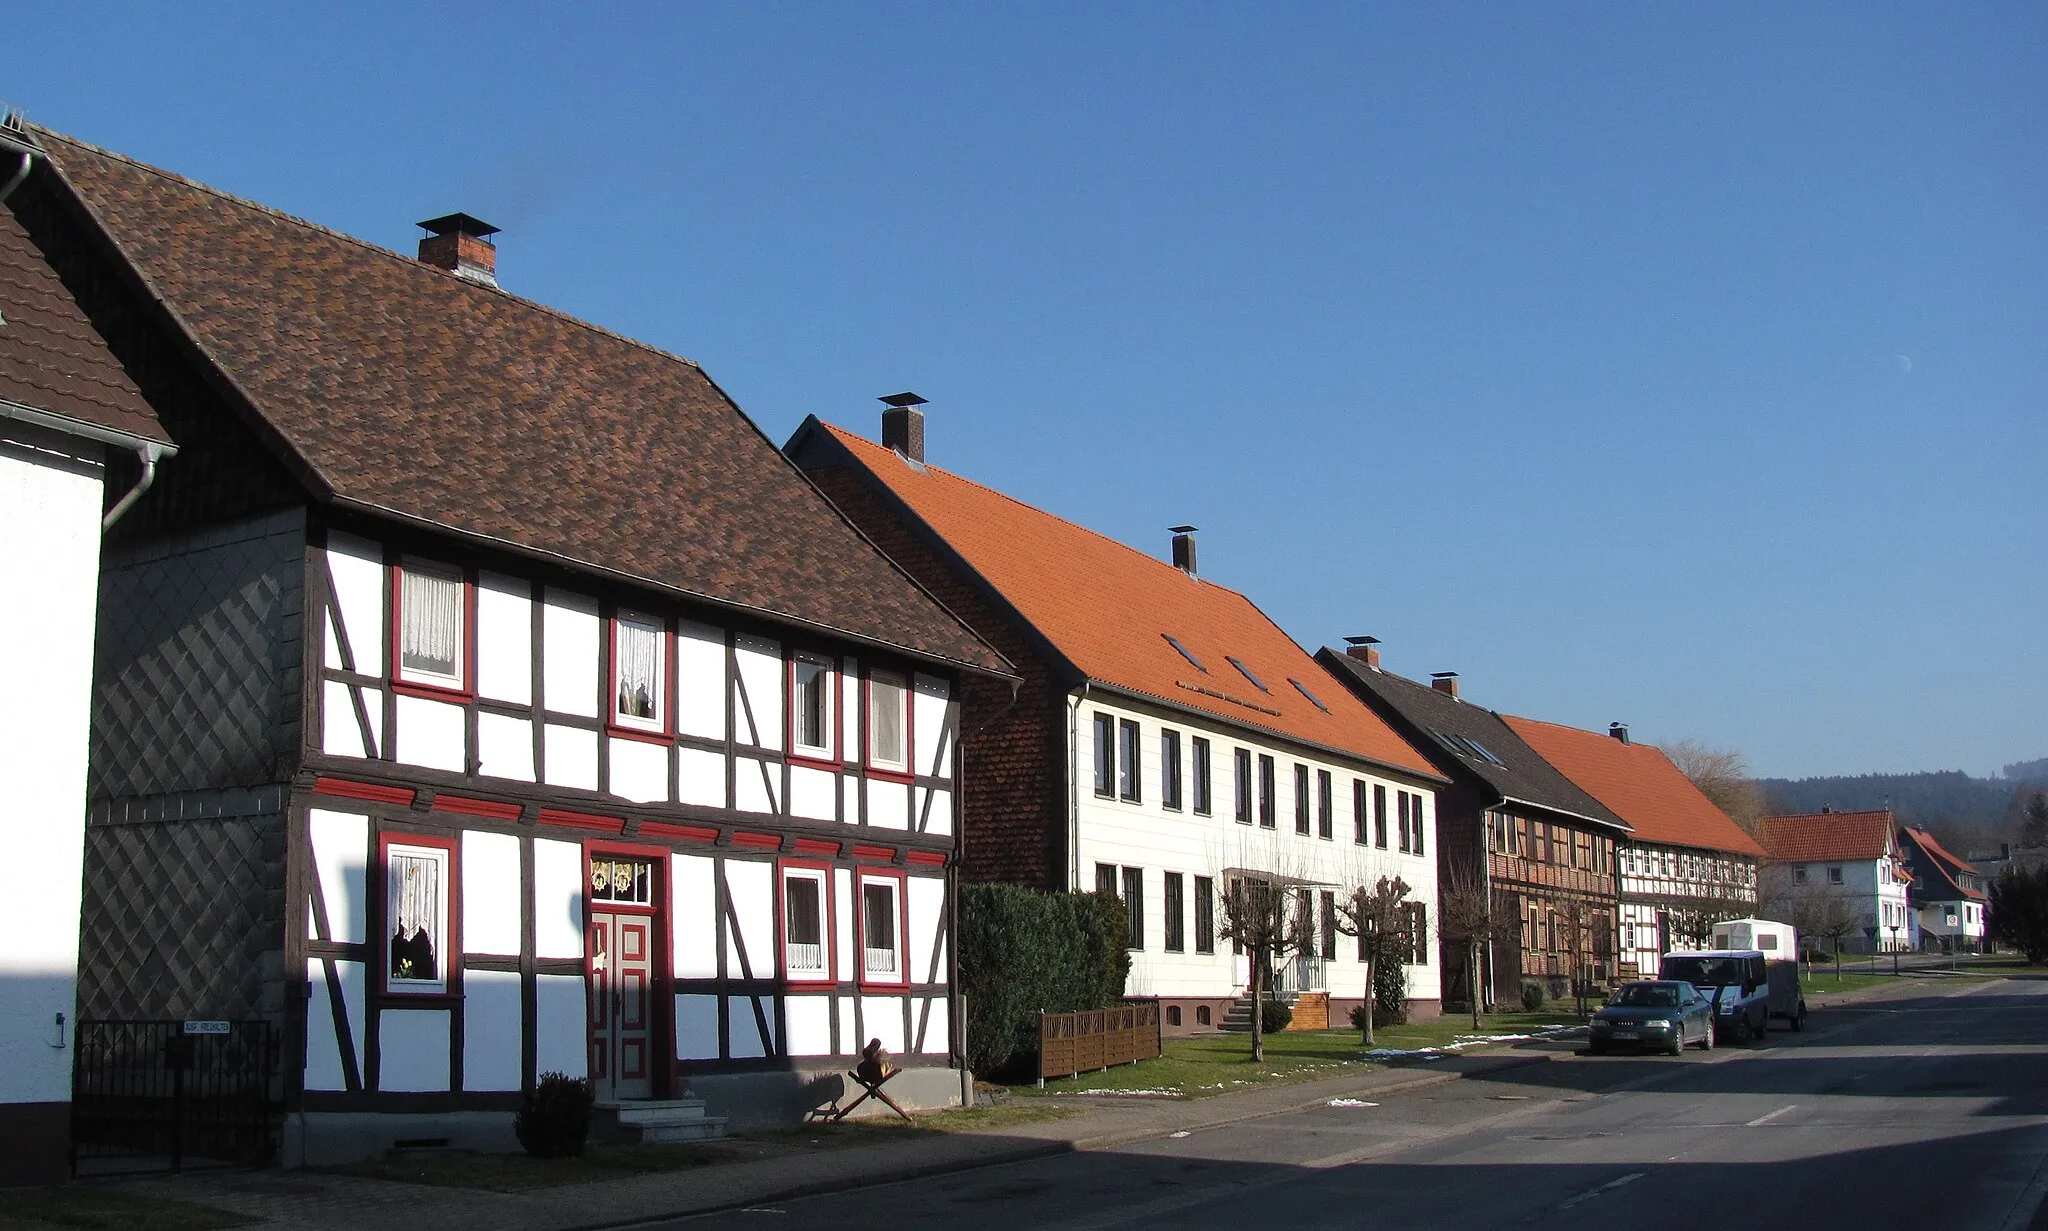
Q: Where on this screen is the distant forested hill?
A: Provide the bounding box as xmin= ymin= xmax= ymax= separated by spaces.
xmin=1757 ymin=764 xmax=2048 ymax=857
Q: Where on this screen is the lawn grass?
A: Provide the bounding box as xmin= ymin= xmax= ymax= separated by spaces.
xmin=318 ymin=1101 xmax=1078 ymax=1192
xmin=1798 ymin=970 xmax=1907 ymax=996
xmin=1019 ymin=1010 xmax=1584 ymax=1099
xmin=0 ymin=1186 xmax=249 ymax=1231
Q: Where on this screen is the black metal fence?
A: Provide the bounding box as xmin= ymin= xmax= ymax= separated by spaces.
xmin=71 ymin=1019 xmax=281 ymax=1175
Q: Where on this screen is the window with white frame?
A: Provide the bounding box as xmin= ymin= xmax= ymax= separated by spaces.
xmin=861 ymin=878 xmax=901 ymax=980
xmin=792 ymin=655 xmax=835 ymax=758
xmin=386 ymin=842 xmax=451 ymax=994
xmin=397 ymin=562 xmax=465 ymax=688
xmin=868 ymin=670 xmax=909 ymax=772
xmin=782 ymin=868 xmax=828 ymax=978
xmin=612 ymin=613 xmax=665 ymax=730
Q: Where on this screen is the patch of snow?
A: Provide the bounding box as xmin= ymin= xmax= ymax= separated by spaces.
xmin=1069 ymin=1088 xmax=1185 ymax=1099
xmin=1327 ymin=1098 xmax=1380 ymax=1108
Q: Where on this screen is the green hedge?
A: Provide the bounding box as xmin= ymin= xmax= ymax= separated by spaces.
xmin=958 ymin=884 xmax=1132 ymax=1075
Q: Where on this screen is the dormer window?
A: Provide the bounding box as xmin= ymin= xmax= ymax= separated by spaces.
xmin=396 ymin=561 xmax=466 ymax=691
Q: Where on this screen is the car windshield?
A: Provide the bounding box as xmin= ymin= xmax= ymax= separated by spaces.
xmin=1613 ymin=985 xmax=1680 ymax=1008
xmin=1663 ymin=957 xmax=1744 ymax=987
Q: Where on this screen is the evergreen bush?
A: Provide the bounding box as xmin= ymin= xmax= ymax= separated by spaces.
xmin=958 ymin=884 xmax=1133 ymax=1075
xmin=515 ymin=1072 xmax=592 ymax=1158
xmin=1520 ymin=982 xmax=1546 ymax=1012
xmin=1258 ymin=997 xmax=1292 ymax=1034
xmin=1373 ymin=959 xmax=1410 ymax=1025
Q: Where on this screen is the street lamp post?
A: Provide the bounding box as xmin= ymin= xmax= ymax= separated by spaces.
xmin=1889 ymin=925 xmax=1901 ymax=975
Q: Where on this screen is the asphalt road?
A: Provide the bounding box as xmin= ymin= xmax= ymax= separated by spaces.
xmin=667 ymin=977 xmax=2048 ymax=1230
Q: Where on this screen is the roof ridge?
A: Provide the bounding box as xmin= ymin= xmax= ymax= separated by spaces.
xmin=32 ymin=126 xmax=713 ymax=378
xmin=819 ymin=421 xmax=1262 ymax=611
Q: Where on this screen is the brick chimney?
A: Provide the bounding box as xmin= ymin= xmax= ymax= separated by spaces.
xmin=417 ymin=213 xmax=500 ymax=287
xmin=879 ymin=392 xmax=927 ymax=462
xmin=1609 ymin=722 xmax=1630 ymax=745
xmin=1430 ymin=671 xmax=1460 ymax=700
xmin=1170 ymin=526 xmax=1198 ymax=576
xmin=1343 ymin=636 xmax=1381 ymax=669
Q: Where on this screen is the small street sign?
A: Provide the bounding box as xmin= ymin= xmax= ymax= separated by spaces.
xmin=182 ymin=1020 xmax=230 ymax=1036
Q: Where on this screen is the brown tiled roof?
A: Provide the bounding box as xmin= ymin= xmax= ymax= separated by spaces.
xmin=1755 ymin=810 xmax=1897 ymax=863
xmin=804 ymin=421 xmax=1444 ymax=780
xmin=33 ymin=128 xmax=1003 ymax=674
xmin=1900 ymin=826 xmax=1986 ymax=901
xmin=1502 ymin=715 xmax=1766 ymax=857
xmin=0 ymin=189 xmax=165 ymax=443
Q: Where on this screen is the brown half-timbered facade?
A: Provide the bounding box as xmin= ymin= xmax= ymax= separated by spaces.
xmin=1316 ymin=646 xmax=1629 ymax=1008
xmin=22 ymin=124 xmax=1010 ymax=1163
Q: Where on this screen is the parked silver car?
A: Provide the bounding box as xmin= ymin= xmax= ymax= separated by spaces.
xmin=1587 ymin=980 xmax=1715 ymax=1056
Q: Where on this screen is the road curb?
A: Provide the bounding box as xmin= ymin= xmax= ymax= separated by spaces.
xmin=592 ymin=1048 xmax=1571 ymax=1227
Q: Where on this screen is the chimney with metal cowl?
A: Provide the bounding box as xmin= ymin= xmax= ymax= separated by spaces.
xmin=417 ymin=213 xmax=500 ymax=288
xmin=1609 ymin=722 xmax=1630 ymax=745
xmin=880 ymin=392 xmax=927 ymax=463
xmin=1343 ymin=635 xmax=1381 ymax=669
xmin=1170 ymin=526 xmax=1198 ymax=576
xmin=1430 ymin=671 xmax=1460 ymax=700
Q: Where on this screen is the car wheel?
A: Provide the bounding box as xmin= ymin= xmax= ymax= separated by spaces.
xmin=1729 ymin=1015 xmax=1750 ymax=1044
xmin=1587 ymin=1042 xmax=1606 ymax=1056
xmin=1668 ymin=1027 xmax=1685 ymax=1057
xmin=1792 ymin=1004 xmax=1806 ymax=1032
xmin=1698 ymin=1023 xmax=1713 ymax=1051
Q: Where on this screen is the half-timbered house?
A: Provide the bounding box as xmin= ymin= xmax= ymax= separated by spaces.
xmin=19 ymin=125 xmax=1011 ymax=1164
xmin=1503 ymin=717 xmax=1764 ymax=978
xmin=1314 ymin=645 xmax=1630 ymax=1009
xmin=788 ymin=405 xmax=1449 ymax=1031
xmin=0 ymin=117 xmax=176 ymax=1184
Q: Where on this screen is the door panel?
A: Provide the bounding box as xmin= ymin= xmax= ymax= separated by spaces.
xmin=589 ymin=901 xmax=658 ymax=1100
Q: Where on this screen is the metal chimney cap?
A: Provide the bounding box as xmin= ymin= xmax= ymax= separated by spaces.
xmin=1343 ymin=635 xmax=1381 ymax=646
xmin=1169 ymin=525 xmax=1198 ymax=535
xmin=879 ymin=392 xmax=928 ymax=408
xmin=1429 ymin=671 xmax=1459 ymax=679
xmin=417 ymin=212 xmax=501 ymax=240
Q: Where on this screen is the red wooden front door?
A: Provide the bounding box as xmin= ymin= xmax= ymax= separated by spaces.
xmin=589 ymin=909 xmax=655 ymax=1100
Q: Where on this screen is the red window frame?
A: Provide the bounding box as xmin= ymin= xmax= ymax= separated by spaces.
xmin=862 ymin=668 xmax=915 ymax=782
xmin=776 ymin=858 xmax=837 ymax=988
xmin=389 ymin=559 xmax=476 ymax=700
xmin=854 ymin=868 xmax=911 ymax=988
xmin=605 ymin=609 xmax=675 ymax=743
xmin=376 ymin=830 xmax=462 ymax=1000
xmin=786 ymin=651 xmax=840 ymax=768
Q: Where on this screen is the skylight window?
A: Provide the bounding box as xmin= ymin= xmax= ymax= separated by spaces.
xmin=1289 ymin=678 xmax=1331 ymax=714
xmin=1225 ymin=656 xmax=1270 ymax=695
xmin=1464 ymin=736 xmax=1504 ymax=765
xmin=1163 ymin=634 xmax=1208 ymax=673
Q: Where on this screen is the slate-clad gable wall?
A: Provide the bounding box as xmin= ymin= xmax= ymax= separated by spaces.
xmin=90 ymin=508 xmax=307 ymax=797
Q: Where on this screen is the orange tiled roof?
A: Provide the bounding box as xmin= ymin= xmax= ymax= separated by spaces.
xmin=1756 ymin=810 xmax=1896 ymax=864
xmin=815 ymin=423 xmax=1442 ymax=780
xmin=1500 ymin=716 xmax=1765 ymax=857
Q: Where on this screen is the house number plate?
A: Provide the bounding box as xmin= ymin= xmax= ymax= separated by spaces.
xmin=182 ymin=1020 xmax=230 ymax=1035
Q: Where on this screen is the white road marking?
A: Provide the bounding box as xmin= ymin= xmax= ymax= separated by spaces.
xmin=1746 ymin=1104 xmax=1798 ymax=1126
xmin=1558 ymin=1171 xmax=1646 ymax=1209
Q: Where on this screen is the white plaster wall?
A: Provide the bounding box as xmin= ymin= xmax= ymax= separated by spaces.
xmin=1067 ymin=693 xmax=1442 ymax=1004
xmin=789 ymin=765 xmax=836 ymax=821
xmin=913 ymin=674 xmax=951 ymax=777
xmin=304 ymin=959 xmax=364 ymax=1092
xmin=477 ymin=713 xmax=534 ymax=782
xmin=733 ymin=636 xmax=783 ymax=750
xmin=543 ymin=724 xmax=598 ymax=791
xmin=542 ymin=589 xmax=600 ymax=718
xmin=536 ymin=974 xmax=587 ymax=1078
xmin=463 ymin=969 xmax=523 ymax=1090
xmin=671 ymin=855 xmax=718 ymax=979
xmin=835 ymin=995 xmax=856 ymax=1055
xmin=321 ymin=681 xmax=381 ymax=759
xmin=378 ymin=1009 xmax=451 ymax=1092
xmin=676 ymin=621 xmax=727 ymax=740
xmin=324 ymin=532 xmax=384 ymax=673
xmin=861 ymin=996 xmax=905 ymax=1054
xmin=0 ymin=440 xmax=101 ymax=1105
xmin=534 ymin=839 xmax=585 ymax=960
xmin=309 ymin=810 xmax=368 ymax=944
xmin=609 ymin=737 xmax=669 ymax=804
xmin=676 ymin=995 xmax=720 ymax=1060
xmin=678 ymin=747 xmax=726 ymax=808
xmin=734 ymin=756 xmax=780 ymax=815
xmin=726 ymin=995 xmax=777 ymax=1059
xmin=462 ymin=830 xmax=522 ymax=956
xmin=475 ymin=572 xmax=532 ymax=705
xmin=919 ymin=997 xmax=950 ymax=1055
xmin=394 ymin=694 xmax=465 ymax=773
xmin=724 ymin=860 xmax=775 ymax=979
xmin=915 ymin=787 xmax=953 ymax=837
xmin=868 ymin=779 xmax=910 ymax=831
xmin=785 ymin=994 xmax=832 ymax=1056
xmin=907 ymin=876 xmax=946 ymax=986
xmin=833 ymin=870 xmax=855 ymax=981
xmin=840 ymin=656 xmax=861 ymax=759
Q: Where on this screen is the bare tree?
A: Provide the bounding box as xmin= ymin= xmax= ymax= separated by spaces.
xmin=1214 ymin=872 xmax=1314 ymax=1064
xmin=1665 ymin=739 xmax=1766 ymax=837
xmin=1334 ymin=874 xmax=1412 ymax=1046
xmin=1759 ymin=865 xmax=1857 ymax=976
xmin=1437 ymin=867 xmax=1509 ymax=1029
xmin=1663 ymin=895 xmax=1749 ymax=951
xmin=1555 ymin=897 xmax=1597 ymax=1020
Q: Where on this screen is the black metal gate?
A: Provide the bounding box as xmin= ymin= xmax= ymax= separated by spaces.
xmin=70 ymin=1019 xmax=281 ymax=1175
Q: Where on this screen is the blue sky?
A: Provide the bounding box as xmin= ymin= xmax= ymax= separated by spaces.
xmin=14 ymin=4 xmax=2043 ymax=778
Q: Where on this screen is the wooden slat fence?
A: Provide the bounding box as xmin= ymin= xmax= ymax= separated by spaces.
xmin=1039 ymin=1001 xmax=1161 ymax=1081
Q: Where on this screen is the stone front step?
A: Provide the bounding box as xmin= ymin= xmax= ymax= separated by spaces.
xmin=594 ymin=1098 xmax=727 ymax=1144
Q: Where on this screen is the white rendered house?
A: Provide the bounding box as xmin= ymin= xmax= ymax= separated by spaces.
xmin=1759 ymin=810 xmax=1916 ymax=954
xmin=1898 ymin=826 xmax=1987 ymax=952
xmin=0 ymin=120 xmax=175 ymax=1184
xmin=790 ymin=408 xmax=1450 ymax=1029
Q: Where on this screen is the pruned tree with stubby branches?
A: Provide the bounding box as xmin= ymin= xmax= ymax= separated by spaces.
xmin=1334 ymin=874 xmax=1413 ymax=1046
xmin=1553 ymin=897 xmax=1599 ymax=1020
xmin=1215 ymin=871 xmax=1315 ymax=1064
xmin=1663 ymin=895 xmax=1750 ymax=953
xmin=1437 ymin=867 xmax=1510 ymax=1029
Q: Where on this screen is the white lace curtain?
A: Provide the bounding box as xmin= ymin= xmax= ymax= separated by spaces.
xmin=401 ymin=569 xmax=461 ymax=676
xmin=616 ymin=620 xmax=661 ymax=719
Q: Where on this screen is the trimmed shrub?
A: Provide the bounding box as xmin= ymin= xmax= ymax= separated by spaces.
xmin=515 ymin=1072 xmax=592 ymax=1158
xmin=1373 ymin=960 xmax=1410 ymax=1026
xmin=1259 ymin=997 xmax=1293 ymax=1034
xmin=958 ymin=884 xmax=1134 ymax=1076
xmin=1520 ymin=982 xmax=1546 ymax=1012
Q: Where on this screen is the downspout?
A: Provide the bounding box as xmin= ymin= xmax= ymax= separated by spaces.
xmin=102 ymin=442 xmax=168 ymax=530
xmin=1483 ymin=796 xmax=1501 ymax=1013
xmin=0 ymin=142 xmax=31 ymax=203
xmin=1066 ymin=684 xmax=1091 ymax=892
